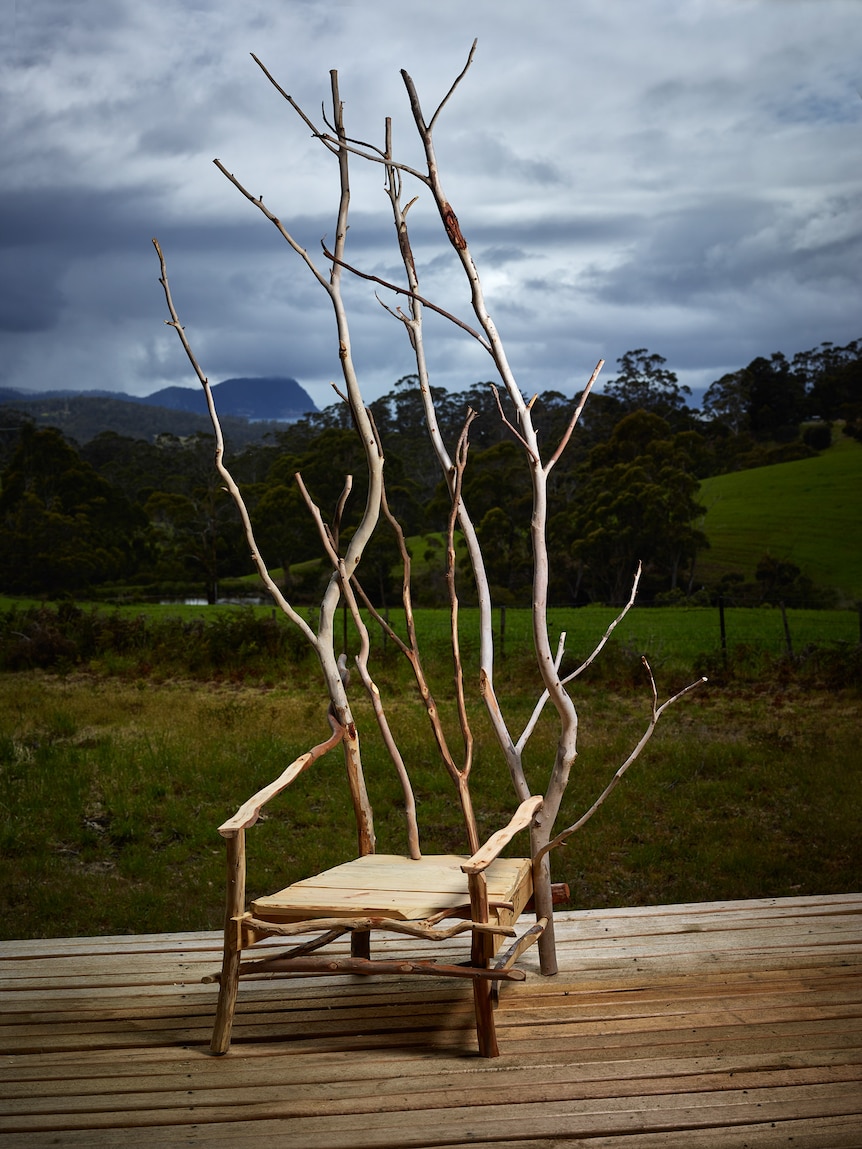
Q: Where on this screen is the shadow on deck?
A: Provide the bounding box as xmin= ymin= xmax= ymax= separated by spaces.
xmin=1 ymin=894 xmax=860 ymax=1148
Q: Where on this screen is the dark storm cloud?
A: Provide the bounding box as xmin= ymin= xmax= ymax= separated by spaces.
xmin=1 ymin=0 xmax=860 ymax=408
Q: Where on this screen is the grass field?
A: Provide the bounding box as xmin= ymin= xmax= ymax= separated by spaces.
xmin=1 ymin=597 xmax=858 ymax=699
xmin=1 ymin=670 xmax=859 ymax=941
xmin=698 ymin=435 xmax=862 ymax=600
xmin=1 ymin=594 xmax=859 ymax=941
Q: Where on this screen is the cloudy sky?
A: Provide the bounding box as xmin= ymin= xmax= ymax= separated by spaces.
xmin=2 ymin=0 xmax=860 ymax=413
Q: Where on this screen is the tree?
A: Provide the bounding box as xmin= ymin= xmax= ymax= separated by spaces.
xmin=745 ymin=353 xmax=804 ymax=441
xmin=701 ymin=369 xmax=751 ymax=436
xmin=604 ymin=349 xmax=692 ymax=421
xmin=0 ymin=425 xmax=147 ymax=594
xmin=795 ymin=338 xmax=862 ymax=427
xmin=703 ymin=352 xmax=805 ymax=444
xmin=557 ymin=412 xmax=708 ymax=603
xmin=755 ymin=553 xmax=816 ymax=608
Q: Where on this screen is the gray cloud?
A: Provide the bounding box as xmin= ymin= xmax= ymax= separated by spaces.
xmin=1 ymin=0 xmax=860 ymax=410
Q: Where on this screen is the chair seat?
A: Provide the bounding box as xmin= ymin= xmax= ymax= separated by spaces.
xmin=251 ymin=853 xmax=533 ymax=923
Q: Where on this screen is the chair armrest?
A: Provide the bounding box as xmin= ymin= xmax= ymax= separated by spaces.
xmin=461 ymin=795 xmax=543 ymax=875
xmin=218 ymin=721 xmax=344 ymax=837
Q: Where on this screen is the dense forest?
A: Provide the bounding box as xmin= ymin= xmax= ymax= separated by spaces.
xmin=0 ymin=338 xmax=859 ymax=607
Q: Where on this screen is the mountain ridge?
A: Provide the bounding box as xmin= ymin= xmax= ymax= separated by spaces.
xmin=0 ymin=377 xmax=317 ymax=446
xmin=0 ymin=375 xmax=316 ymax=422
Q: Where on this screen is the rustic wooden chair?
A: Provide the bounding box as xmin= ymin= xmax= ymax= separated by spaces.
xmin=156 ymin=48 xmax=703 ymax=1063
xmin=205 ymin=733 xmax=564 ymax=1058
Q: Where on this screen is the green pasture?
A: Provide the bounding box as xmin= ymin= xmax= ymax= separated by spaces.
xmin=0 ymin=597 xmax=858 ymax=690
xmin=1 ymin=672 xmax=859 ymax=941
xmin=408 ymin=604 xmax=858 ymax=667
xmin=698 ymin=435 xmax=862 ymax=599
xmin=1 ymin=593 xmax=859 ymax=941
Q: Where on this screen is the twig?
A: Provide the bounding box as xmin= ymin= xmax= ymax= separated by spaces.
xmin=212 ymin=160 xmax=330 ymax=294
xmin=250 ymin=53 xmax=431 ymax=184
xmin=448 ymin=413 xmax=477 ymax=793
xmin=536 ymin=664 xmax=708 ymax=863
xmin=425 ymin=39 xmax=478 ymax=134
xmin=545 ymin=359 xmax=605 ymax=472
xmin=322 ymin=246 xmax=490 ymax=349
xmin=490 ymin=383 xmax=538 ymax=462
xmin=152 ymin=238 xmax=316 ymax=644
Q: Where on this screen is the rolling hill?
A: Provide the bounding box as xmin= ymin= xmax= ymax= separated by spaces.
xmin=698 ymin=435 xmax=862 ymax=601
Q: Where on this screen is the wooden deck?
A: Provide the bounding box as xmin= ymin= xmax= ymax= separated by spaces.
xmin=1 ymin=894 xmax=860 ymax=1148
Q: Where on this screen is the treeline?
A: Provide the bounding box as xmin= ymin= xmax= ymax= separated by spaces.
xmin=0 ymin=393 xmax=275 ymax=450
xmin=0 ymin=338 xmax=859 ymax=606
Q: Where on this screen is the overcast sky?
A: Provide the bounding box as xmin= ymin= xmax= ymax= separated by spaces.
xmin=2 ymin=0 xmax=860 ymax=413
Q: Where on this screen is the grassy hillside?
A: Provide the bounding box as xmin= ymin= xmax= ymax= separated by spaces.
xmin=698 ymin=436 xmax=862 ymax=601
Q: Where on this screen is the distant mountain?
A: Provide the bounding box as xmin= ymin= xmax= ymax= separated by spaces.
xmin=143 ymin=376 xmax=315 ymax=421
xmin=0 ymin=376 xmax=316 ymax=423
xmin=0 ymin=376 xmax=317 ymax=446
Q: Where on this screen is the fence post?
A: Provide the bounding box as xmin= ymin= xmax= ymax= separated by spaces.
xmin=779 ymin=600 xmax=793 ymax=657
xmin=718 ymin=595 xmax=727 ymax=669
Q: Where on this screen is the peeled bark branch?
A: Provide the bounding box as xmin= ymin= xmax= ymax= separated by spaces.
xmin=152 ymin=238 xmax=317 ymax=646
xmin=546 ymin=359 xmax=605 ymax=472
xmin=322 ymin=246 xmax=490 ymax=348
xmin=294 ymin=473 xmax=421 ymax=859
xmin=536 ymin=665 xmax=708 ymax=864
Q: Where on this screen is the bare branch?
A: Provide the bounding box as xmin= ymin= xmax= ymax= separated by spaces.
xmin=545 ymin=359 xmax=605 ymax=472
xmin=322 ymin=245 xmax=490 ymax=349
xmin=425 ymin=39 xmax=478 ymax=134
xmin=250 ymin=53 xmax=338 ymax=153
xmin=399 ymin=63 xmax=529 ymax=427
xmin=331 ymin=474 xmax=353 ymax=553
xmin=251 ymin=52 xmax=431 ymax=184
xmin=294 ymin=472 xmax=422 ymax=859
xmin=516 ymin=630 xmax=567 ymax=753
xmin=212 ymin=160 xmax=331 ymax=294
xmin=563 ymin=562 xmax=643 ymax=685
xmin=536 ymin=667 xmax=708 ymax=863
xmin=490 ymin=383 xmax=539 ymax=462
xmin=152 ymin=238 xmax=316 ymax=645
xmin=448 ymin=413 xmax=476 ymax=790
xmin=379 ymin=139 xmax=529 ymax=804
xmin=516 ymin=565 xmax=643 ymax=754
xmin=218 ymin=709 xmax=346 ymax=835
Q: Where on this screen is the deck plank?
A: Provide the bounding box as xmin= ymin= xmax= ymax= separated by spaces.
xmin=0 ymin=894 xmax=859 ymax=1148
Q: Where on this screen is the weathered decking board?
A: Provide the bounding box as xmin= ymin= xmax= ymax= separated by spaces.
xmin=1 ymin=894 xmax=860 ymax=1148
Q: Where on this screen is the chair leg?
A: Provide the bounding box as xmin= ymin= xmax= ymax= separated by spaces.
xmin=472 ymin=975 xmax=499 ymax=1057
xmin=468 ymin=872 xmax=499 ymax=1057
xmin=210 ymin=942 xmax=241 ymax=1055
xmin=211 ymin=830 xmax=247 ymax=1055
xmin=351 ymin=928 xmax=371 ymax=959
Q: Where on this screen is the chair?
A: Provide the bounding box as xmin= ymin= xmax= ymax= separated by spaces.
xmin=205 ymin=740 xmax=565 ymax=1058
xmin=156 ymin=47 xmax=706 ymax=1063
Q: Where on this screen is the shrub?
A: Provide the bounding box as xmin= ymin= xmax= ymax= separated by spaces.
xmin=802 ymin=422 xmax=833 ymax=451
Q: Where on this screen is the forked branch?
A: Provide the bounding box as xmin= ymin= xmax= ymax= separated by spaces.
xmin=535 ymin=662 xmax=708 ymax=864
